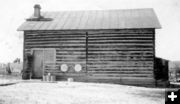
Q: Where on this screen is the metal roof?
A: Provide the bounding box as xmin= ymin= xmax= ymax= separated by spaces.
xmin=18 ymin=8 xmax=161 ymax=31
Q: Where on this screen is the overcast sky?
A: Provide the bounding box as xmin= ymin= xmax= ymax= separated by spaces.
xmin=0 ymin=0 xmax=179 ymax=63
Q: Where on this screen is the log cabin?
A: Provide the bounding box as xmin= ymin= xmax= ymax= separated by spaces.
xmin=18 ymin=4 xmax=162 ymax=86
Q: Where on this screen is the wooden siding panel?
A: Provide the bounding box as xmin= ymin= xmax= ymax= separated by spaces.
xmin=87 ymin=29 xmax=154 ymax=80
xmin=24 ymin=29 xmax=155 ymax=86
xmin=25 ymin=30 xmax=86 ymax=73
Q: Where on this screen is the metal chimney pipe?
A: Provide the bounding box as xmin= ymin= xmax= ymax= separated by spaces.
xmin=34 ymin=4 xmax=41 ymax=18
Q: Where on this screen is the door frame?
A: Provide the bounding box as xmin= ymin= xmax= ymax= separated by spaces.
xmin=31 ymin=48 xmax=56 ymax=77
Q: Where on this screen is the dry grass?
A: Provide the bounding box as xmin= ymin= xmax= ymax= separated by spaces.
xmin=0 ymin=77 xmax=165 ymax=104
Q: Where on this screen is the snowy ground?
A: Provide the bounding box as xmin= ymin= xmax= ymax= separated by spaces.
xmin=0 ymin=78 xmax=165 ymax=104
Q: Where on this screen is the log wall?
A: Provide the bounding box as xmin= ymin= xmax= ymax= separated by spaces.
xmin=24 ymin=29 xmax=155 ymax=86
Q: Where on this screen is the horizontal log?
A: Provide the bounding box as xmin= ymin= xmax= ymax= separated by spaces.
xmin=56 ymin=51 xmax=85 ymax=53
xmin=56 ymin=61 xmax=86 ymax=64
xmin=87 ymin=58 xmax=153 ymax=61
xmin=88 ymin=43 xmax=153 ymax=45
xmin=87 ymin=64 xmax=153 ymax=67
xmin=88 ymin=37 xmax=153 ymax=40
xmin=25 ymin=40 xmax=153 ymax=44
xmin=89 ymin=73 xmax=153 ymax=77
xmin=57 ymin=47 xmax=86 ymax=52
xmin=45 ymin=71 xmax=153 ymax=75
xmin=26 ymin=37 xmax=153 ymax=42
xmin=88 ymin=65 xmax=153 ymax=69
xmin=56 ymin=51 xmax=86 ymax=54
xmin=87 ymin=55 xmax=153 ymax=58
xmin=88 ymin=60 xmax=154 ymax=64
xmin=88 ymin=41 xmax=153 ymax=44
xmin=87 ymin=29 xmax=154 ymax=34
xmin=49 ymin=72 xmax=87 ymax=76
xmin=87 ymin=59 xmax=153 ymax=61
xmin=87 ymin=54 xmax=153 ymax=57
xmin=87 ymin=45 xmax=153 ymax=48
xmin=87 ymin=64 xmax=153 ymax=68
xmin=87 ymin=63 xmax=153 ymax=67
xmin=87 ymin=49 xmax=153 ymax=51
xmin=26 ymin=31 xmax=86 ymax=35
xmin=87 ymin=53 xmax=153 ymax=56
xmin=25 ymin=33 xmax=85 ymax=37
xmin=56 ymin=58 xmax=85 ymax=61
xmin=56 ymin=54 xmax=86 ymax=56
xmin=26 ymin=33 xmax=153 ymax=36
xmin=25 ymin=29 xmax=154 ymax=34
xmin=56 ymin=57 xmax=153 ymax=61
xmin=87 ymin=69 xmax=153 ymax=72
xmin=88 ymin=39 xmax=153 ymax=42
xmin=25 ymin=47 xmax=86 ymax=51
xmin=56 ymin=59 xmax=85 ymax=62
xmin=87 ymin=60 xmax=153 ymax=66
xmin=87 ymin=51 xmax=153 ymax=53
xmin=25 ymin=43 xmax=85 ymax=46
xmin=44 ymin=71 xmax=86 ymax=75
xmin=87 ymin=47 xmax=153 ymax=50
xmin=57 ymin=52 xmax=152 ymax=56
xmin=25 ymin=37 xmax=86 ymax=42
xmin=87 ymin=76 xmax=154 ymax=80
xmin=25 ymin=43 xmax=153 ymax=46
xmin=25 ymin=44 xmax=85 ymax=47
xmin=26 ymin=38 xmax=86 ymax=41
xmin=56 ymin=55 xmax=154 ymax=61
xmin=87 ymin=61 xmax=153 ymax=64
xmin=56 ymin=55 xmax=85 ymax=58
xmin=56 ymin=58 xmax=86 ymax=61
xmin=56 ymin=46 xmax=86 ymax=49
xmin=57 ymin=48 xmax=153 ymax=51
xmin=26 ymin=40 xmax=85 ymax=44
xmin=26 ymin=32 xmax=153 ymax=36
xmin=88 ymin=33 xmax=153 ymax=35
xmin=87 ymin=67 xmax=153 ymax=70
xmin=87 ymin=56 xmax=153 ymax=59
xmin=88 ymin=34 xmax=153 ymax=40
xmin=87 ymin=71 xmax=153 ymax=74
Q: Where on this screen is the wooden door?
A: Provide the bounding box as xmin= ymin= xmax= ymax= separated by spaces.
xmin=33 ymin=50 xmax=44 ymax=78
xmin=33 ymin=49 xmax=56 ymax=78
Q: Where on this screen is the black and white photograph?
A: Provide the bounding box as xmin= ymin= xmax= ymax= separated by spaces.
xmin=0 ymin=0 xmax=180 ymax=104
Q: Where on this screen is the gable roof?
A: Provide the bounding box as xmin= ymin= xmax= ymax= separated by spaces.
xmin=18 ymin=8 xmax=161 ymax=31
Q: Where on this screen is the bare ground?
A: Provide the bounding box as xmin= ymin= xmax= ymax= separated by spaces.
xmin=0 ymin=76 xmax=165 ymax=104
